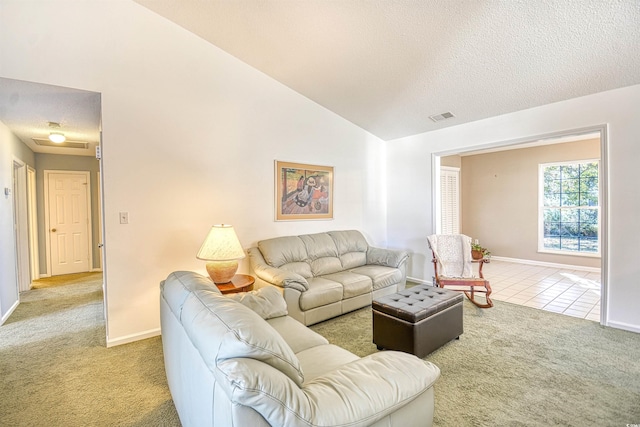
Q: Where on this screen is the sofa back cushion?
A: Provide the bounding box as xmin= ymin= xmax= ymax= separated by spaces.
xmin=300 ymin=233 xmax=343 ymax=276
xmin=162 ymin=271 xmax=304 ymax=387
xmin=329 ymin=230 xmax=369 ymax=269
xmin=258 ymin=236 xmax=313 ymax=278
xmin=161 ymin=271 xmax=222 ymax=319
xmin=256 ymin=230 xmax=371 ymax=278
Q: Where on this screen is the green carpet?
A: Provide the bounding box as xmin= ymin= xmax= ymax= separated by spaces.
xmin=0 ymin=274 xmax=179 ymax=426
xmin=310 ymin=300 xmax=640 ymax=426
xmin=2 ymin=275 xmax=639 ymax=426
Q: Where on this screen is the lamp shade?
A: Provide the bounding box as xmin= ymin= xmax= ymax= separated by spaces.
xmin=196 ymin=224 xmax=245 ymax=261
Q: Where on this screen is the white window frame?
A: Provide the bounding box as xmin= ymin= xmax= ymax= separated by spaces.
xmin=538 ymin=159 xmax=600 ymax=257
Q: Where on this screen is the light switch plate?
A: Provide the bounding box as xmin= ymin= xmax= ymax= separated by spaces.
xmin=119 ymin=212 xmax=129 ymax=224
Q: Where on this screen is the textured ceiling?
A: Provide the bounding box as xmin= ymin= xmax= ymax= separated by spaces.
xmin=0 ymin=78 xmax=101 ymax=156
xmin=134 ymin=0 xmax=640 ymax=140
xmin=1 ymin=2 xmax=639 ymax=153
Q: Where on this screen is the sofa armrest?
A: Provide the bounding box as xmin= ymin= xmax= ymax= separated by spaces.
xmin=215 ymin=352 xmax=439 ymax=427
xmin=367 ymin=246 xmax=409 ymax=268
xmin=248 ymin=247 xmax=309 ymax=292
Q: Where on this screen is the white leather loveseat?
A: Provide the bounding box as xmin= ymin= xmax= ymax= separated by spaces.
xmin=248 ymin=230 xmax=409 ymax=325
xmin=160 ymin=271 xmax=440 ymax=427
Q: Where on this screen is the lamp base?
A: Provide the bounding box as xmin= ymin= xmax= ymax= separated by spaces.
xmin=205 ymin=260 xmax=239 ymax=284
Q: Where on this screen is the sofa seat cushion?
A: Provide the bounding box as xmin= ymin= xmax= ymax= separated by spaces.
xmin=350 ymin=265 xmax=404 ymax=290
xmin=296 ymin=344 xmax=359 ymax=383
xmin=320 ymin=271 xmax=372 ymax=298
xmin=299 ymin=278 xmax=343 ymax=311
xmin=267 ymin=316 xmax=328 ymax=354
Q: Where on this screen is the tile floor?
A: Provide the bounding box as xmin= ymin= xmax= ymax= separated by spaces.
xmin=484 ymin=259 xmax=601 ymax=322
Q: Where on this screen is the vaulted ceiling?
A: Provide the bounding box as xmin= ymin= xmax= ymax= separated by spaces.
xmin=1 ymin=1 xmax=639 ymax=155
xmin=134 ymin=0 xmax=640 ymax=140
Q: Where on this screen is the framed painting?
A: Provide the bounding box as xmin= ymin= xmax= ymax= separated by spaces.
xmin=275 ymin=161 xmax=334 ymax=221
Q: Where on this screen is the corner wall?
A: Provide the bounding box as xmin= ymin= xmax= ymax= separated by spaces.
xmin=0 ymin=121 xmax=35 ymax=323
xmin=0 ymin=1 xmax=387 ymax=344
xmin=387 ymin=84 xmax=640 ymax=333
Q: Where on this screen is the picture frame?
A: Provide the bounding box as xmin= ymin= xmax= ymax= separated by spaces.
xmin=275 ymin=160 xmax=334 ymax=221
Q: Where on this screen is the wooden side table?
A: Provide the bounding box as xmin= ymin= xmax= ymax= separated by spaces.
xmin=216 ymin=274 xmax=255 ymax=294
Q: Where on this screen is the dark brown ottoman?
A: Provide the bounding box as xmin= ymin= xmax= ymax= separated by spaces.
xmin=373 ymin=285 xmax=463 ymax=358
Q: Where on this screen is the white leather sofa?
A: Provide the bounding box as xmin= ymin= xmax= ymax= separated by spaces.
xmin=160 ymin=271 xmax=440 ymax=427
xmin=248 ymin=230 xmax=409 ymax=325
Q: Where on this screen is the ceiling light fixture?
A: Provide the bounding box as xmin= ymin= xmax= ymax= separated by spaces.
xmin=49 ymin=132 xmax=66 ymax=143
xmin=47 ymin=121 xmax=66 ymax=143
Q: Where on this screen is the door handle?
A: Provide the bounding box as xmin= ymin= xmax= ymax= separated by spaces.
xmin=51 ymin=228 xmax=56 ymax=232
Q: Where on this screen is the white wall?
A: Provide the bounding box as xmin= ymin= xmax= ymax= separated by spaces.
xmin=0 ymin=120 xmax=35 ymax=323
xmin=0 ymin=0 xmax=387 ymax=345
xmin=387 ymin=84 xmax=640 ymax=333
xmin=0 ymin=121 xmax=20 ymax=323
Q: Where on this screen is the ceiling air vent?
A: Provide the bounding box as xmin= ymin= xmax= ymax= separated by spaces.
xmin=429 ymin=111 xmax=455 ymax=122
xmin=33 ymin=138 xmax=89 ymax=149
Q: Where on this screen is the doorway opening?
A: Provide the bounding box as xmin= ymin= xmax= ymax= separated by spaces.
xmin=432 ymin=125 xmax=608 ymax=325
xmin=1 ymin=77 xmax=105 ymax=340
xmin=43 ymin=170 xmax=93 ymax=277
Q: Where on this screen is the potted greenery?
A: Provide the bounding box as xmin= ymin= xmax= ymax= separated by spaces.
xmin=471 ymin=242 xmax=491 ymax=260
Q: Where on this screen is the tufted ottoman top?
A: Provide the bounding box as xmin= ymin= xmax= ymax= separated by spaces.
xmin=372 ymin=285 xmax=463 ymax=323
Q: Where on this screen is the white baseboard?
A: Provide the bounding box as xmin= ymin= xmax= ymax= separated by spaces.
xmin=0 ymin=299 xmax=20 ymax=326
xmin=606 ymin=320 xmax=640 ymax=334
xmin=106 ymin=328 xmax=161 ymax=348
xmin=490 ymin=256 xmax=601 ymax=273
xmin=39 ymin=269 xmax=102 ymax=279
xmin=407 ymin=276 xmax=432 ymax=285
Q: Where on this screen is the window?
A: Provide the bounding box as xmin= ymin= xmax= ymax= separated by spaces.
xmin=539 ymin=160 xmax=599 ymax=255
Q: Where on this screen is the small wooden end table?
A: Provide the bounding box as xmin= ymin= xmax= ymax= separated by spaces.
xmin=216 ymin=274 xmax=255 ymax=294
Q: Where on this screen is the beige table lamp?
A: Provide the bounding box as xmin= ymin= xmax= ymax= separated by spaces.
xmin=196 ymin=224 xmax=245 ymax=284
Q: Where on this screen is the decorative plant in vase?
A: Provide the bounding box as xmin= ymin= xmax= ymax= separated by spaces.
xmin=471 ymin=241 xmax=491 ymax=260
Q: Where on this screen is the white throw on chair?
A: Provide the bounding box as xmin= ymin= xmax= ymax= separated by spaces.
xmin=427 ymin=234 xmax=493 ymax=308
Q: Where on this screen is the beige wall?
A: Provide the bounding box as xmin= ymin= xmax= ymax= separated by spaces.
xmin=460 ymin=139 xmax=600 ymax=267
xmin=440 ymin=155 xmax=461 ymax=168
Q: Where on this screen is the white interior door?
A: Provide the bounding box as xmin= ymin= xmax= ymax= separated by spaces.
xmin=46 ymin=171 xmax=91 ymax=276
